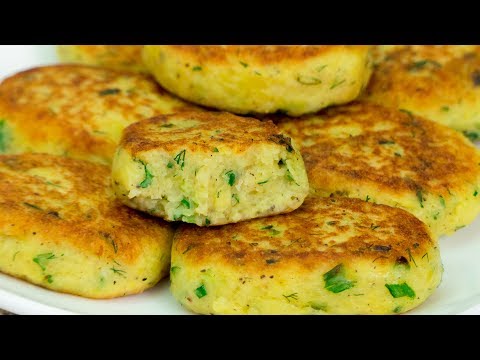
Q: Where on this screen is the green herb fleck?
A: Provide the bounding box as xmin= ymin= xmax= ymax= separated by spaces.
xmin=212 ymin=147 xmax=219 ymax=152
xmin=33 ymin=253 xmax=56 ymax=271
xmin=330 ymin=79 xmax=346 ymax=89
xmin=192 ymin=66 xmax=202 ymax=71
xmin=232 ymin=193 xmax=240 ymax=205
xmin=439 ymin=195 xmax=446 ymax=208
xmin=316 ymin=65 xmax=328 ymax=73
xmin=455 ymin=225 xmax=466 ymax=231
xmin=261 ymin=225 xmax=274 ymax=230
xmin=257 ymin=179 xmax=269 ymax=185
xmin=183 ymin=244 xmax=195 ymax=254
xmin=441 ymin=106 xmax=450 ymax=112
xmin=167 ymin=161 xmax=174 ymax=169
xmin=365 ymin=195 xmax=371 ymax=202
xmin=174 ymin=149 xmax=186 ymax=170
xmin=474 ymin=190 xmax=478 ymax=197
xmin=136 ymin=160 xmax=154 ymax=188
xmin=323 ymin=264 xmax=355 ymax=293
xmin=99 ymin=88 xmax=121 ymax=96
xmin=416 ymin=189 xmax=424 ymax=208
xmin=422 ymin=252 xmax=429 ymax=262
xmin=170 ymin=266 xmax=180 ymax=275
xmin=309 ymin=302 xmax=327 ymax=311
xmin=286 ymin=169 xmax=299 ymax=186
xmin=399 ymin=109 xmax=414 ymax=119
xmin=408 ymin=59 xmax=441 ymax=71
xmin=180 ymin=198 xmax=190 ymax=209
xmin=283 ymin=293 xmax=298 ymax=302
xmin=394 ymin=152 xmax=402 ymax=157
xmin=370 ymin=224 xmax=380 ymax=230
xmin=24 ymin=202 xmax=42 ymax=211
xmin=224 ymin=170 xmax=236 ymax=186
xmin=407 ymin=248 xmax=417 ymax=267
xmin=111 ymin=267 xmax=127 ymax=277
xmin=195 ymin=284 xmax=207 ymax=298
xmin=327 ymin=221 xmax=336 ymax=226
xmin=254 ymin=71 xmax=262 ymax=76
xmin=378 ymin=140 xmax=395 ymax=145
xmin=463 ymin=131 xmax=479 ymax=142
xmin=393 ymin=306 xmax=402 ymax=313
xmin=205 ymin=218 xmax=211 ymax=226
xmin=385 ymin=283 xmax=416 ymax=299
xmin=297 ymin=75 xmax=322 ymax=85
xmin=0 ymin=119 xmax=10 ymax=153
xmin=240 ymin=61 xmax=248 ymax=68
xmin=160 ymin=123 xmax=174 ymax=128
xmin=45 ymin=275 xmax=54 ymax=284
xmin=261 ymin=225 xmax=280 ymax=236
xmin=12 ymin=251 xmax=19 ymax=261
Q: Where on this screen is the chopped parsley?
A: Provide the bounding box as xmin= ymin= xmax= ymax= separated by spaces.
xmin=463 ymin=130 xmax=479 ymax=142
xmin=205 ymin=218 xmax=211 ymax=226
xmin=385 ymin=283 xmax=416 ymax=299
xmin=224 ymin=170 xmax=236 ymax=186
xmin=45 ymin=275 xmax=54 ymax=284
xmin=416 ymin=189 xmax=424 ymax=208
xmin=195 ymin=284 xmax=207 ymax=298
xmin=441 ymin=106 xmax=450 ymax=112
xmin=174 ymin=149 xmax=186 ymax=170
xmin=192 ymin=66 xmax=202 ymax=71
xmin=33 ymin=253 xmax=56 ymax=271
xmin=212 ymin=147 xmax=219 ymax=152
xmin=170 ymin=266 xmax=180 ymax=275
xmin=475 ymin=190 xmax=478 ymax=197
xmin=99 ymin=88 xmax=121 ymax=96
xmin=261 ymin=225 xmax=281 ymax=236
xmin=181 ymin=198 xmax=191 ymax=209
xmin=167 ymin=161 xmax=174 ymax=169
xmin=136 ymin=160 xmax=154 ymax=188
xmin=323 ymin=264 xmax=355 ymax=293
xmin=0 ymin=119 xmax=9 ymax=153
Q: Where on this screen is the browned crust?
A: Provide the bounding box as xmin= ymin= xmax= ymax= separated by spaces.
xmin=120 ymin=111 xmax=296 ymax=155
xmin=158 ymin=45 xmax=371 ymax=65
xmin=0 ymin=65 xmax=197 ymax=162
xmin=65 ymin=45 xmax=144 ymax=69
xmin=276 ymin=102 xmax=480 ymax=196
xmin=174 ymin=196 xmax=433 ymax=272
xmin=363 ymin=45 xmax=480 ymax=114
xmin=0 ymin=154 xmax=173 ymax=265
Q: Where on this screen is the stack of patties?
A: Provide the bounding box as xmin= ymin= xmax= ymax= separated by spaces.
xmin=0 ymin=60 xmax=200 ymax=298
xmin=106 ymin=45 xmax=449 ymax=314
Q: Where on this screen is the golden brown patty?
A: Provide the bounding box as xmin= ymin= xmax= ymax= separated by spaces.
xmin=57 ymin=45 xmax=148 ymax=74
xmin=276 ymin=102 xmax=480 ymax=237
xmin=112 ymin=111 xmax=309 ymax=226
xmin=0 ymin=153 xmax=174 ymax=299
xmin=143 ymin=45 xmax=373 ymax=116
xmin=363 ymin=45 xmax=480 ymax=137
xmin=171 ymin=196 xmax=442 ymax=314
xmin=0 ymin=65 xmax=198 ymax=164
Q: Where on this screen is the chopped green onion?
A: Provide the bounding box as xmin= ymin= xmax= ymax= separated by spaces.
xmin=385 ymin=283 xmax=415 ymax=299
xmin=323 ymin=264 xmax=355 ymax=293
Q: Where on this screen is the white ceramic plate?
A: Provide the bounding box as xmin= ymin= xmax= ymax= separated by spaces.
xmin=0 ymin=45 xmax=479 ymax=315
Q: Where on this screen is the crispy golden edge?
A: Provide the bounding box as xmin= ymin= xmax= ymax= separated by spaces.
xmin=0 ymin=153 xmax=173 ymax=266
xmin=174 ymin=196 xmax=434 ymax=273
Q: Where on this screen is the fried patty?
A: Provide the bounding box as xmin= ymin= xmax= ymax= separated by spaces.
xmin=0 ymin=153 xmax=174 ymax=299
xmin=171 ymin=196 xmax=442 ymax=314
xmin=276 ymin=102 xmax=480 ymax=237
xmin=57 ymin=45 xmax=148 ymax=74
xmin=363 ymin=45 xmax=480 ymax=138
xmin=142 ymin=45 xmax=373 ymax=116
xmin=0 ymin=65 xmax=198 ymax=164
xmin=112 ymin=111 xmax=309 ymax=226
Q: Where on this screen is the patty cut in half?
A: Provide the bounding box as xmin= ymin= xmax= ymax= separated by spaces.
xmin=57 ymin=45 xmax=148 ymax=74
xmin=111 ymin=111 xmax=309 ymax=226
xmin=0 ymin=153 xmax=174 ymax=299
xmin=276 ymin=102 xmax=480 ymax=237
xmin=0 ymin=65 xmax=198 ymax=164
xmin=362 ymin=45 xmax=480 ymax=138
xmin=171 ymin=196 xmax=442 ymax=315
xmin=142 ymin=45 xmax=373 ymax=116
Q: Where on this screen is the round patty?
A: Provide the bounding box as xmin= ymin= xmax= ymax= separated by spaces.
xmin=362 ymin=45 xmax=480 ymax=138
xmin=142 ymin=45 xmax=373 ymax=116
xmin=171 ymin=196 xmax=442 ymax=314
xmin=0 ymin=65 xmax=198 ymax=164
xmin=276 ymin=102 xmax=480 ymax=237
xmin=57 ymin=45 xmax=148 ymax=74
xmin=0 ymin=153 xmax=174 ymax=299
xmin=112 ymin=111 xmax=309 ymax=226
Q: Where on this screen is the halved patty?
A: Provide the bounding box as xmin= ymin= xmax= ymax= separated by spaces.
xmin=0 ymin=153 xmax=174 ymax=299
xmin=57 ymin=45 xmax=148 ymax=74
xmin=171 ymin=196 xmax=442 ymax=314
xmin=0 ymin=65 xmax=198 ymax=164
xmin=112 ymin=111 xmax=309 ymax=226
xmin=142 ymin=45 xmax=373 ymax=116
xmin=363 ymin=45 xmax=480 ymax=138
xmin=276 ymin=102 xmax=480 ymax=237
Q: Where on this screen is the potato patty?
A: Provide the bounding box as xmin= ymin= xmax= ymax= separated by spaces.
xmin=57 ymin=45 xmax=148 ymax=74
xmin=112 ymin=111 xmax=309 ymax=226
xmin=142 ymin=45 xmax=373 ymax=116
xmin=0 ymin=65 xmax=197 ymax=164
xmin=0 ymin=153 xmax=174 ymax=299
xmin=363 ymin=45 xmax=480 ymax=138
xmin=171 ymin=196 xmax=442 ymax=314
xmin=276 ymin=102 xmax=480 ymax=237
